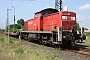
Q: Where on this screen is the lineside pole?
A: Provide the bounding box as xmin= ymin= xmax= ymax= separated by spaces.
xmin=19 ymin=33 xmax=21 ymax=44
xmin=7 ymin=9 xmax=9 ymax=41
xmin=7 ymin=9 xmax=11 ymax=41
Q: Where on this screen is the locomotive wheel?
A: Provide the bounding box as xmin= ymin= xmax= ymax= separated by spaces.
xmin=49 ymin=41 xmax=52 ymax=46
xmin=38 ymin=35 xmax=43 ymax=45
xmin=71 ymin=37 xmax=75 ymax=46
xmin=67 ymin=40 xmax=72 ymax=46
xmin=38 ymin=39 xmax=42 ymax=45
xmin=28 ymin=37 xmax=32 ymax=42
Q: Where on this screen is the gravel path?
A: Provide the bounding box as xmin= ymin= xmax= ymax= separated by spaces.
xmin=21 ymin=40 xmax=90 ymax=60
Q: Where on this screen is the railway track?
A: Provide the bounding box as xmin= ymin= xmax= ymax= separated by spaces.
xmin=76 ymin=49 xmax=90 ymax=56
xmin=61 ymin=45 xmax=90 ymax=57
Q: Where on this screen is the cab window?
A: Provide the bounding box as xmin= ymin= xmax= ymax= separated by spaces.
xmin=71 ymin=16 xmax=75 ymax=20
xmin=62 ymin=16 xmax=75 ymax=20
xmin=62 ymin=16 xmax=67 ymax=20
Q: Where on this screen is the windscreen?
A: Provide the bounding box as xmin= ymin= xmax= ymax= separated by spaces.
xmin=62 ymin=15 xmax=75 ymax=20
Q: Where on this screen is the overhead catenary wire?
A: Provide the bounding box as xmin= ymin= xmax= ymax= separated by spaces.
xmin=12 ymin=0 xmax=54 ymax=4
xmin=14 ymin=0 xmax=24 ymax=8
xmin=13 ymin=0 xmax=55 ymax=12
xmin=32 ymin=0 xmax=55 ymax=4
xmin=14 ymin=0 xmax=25 ymax=14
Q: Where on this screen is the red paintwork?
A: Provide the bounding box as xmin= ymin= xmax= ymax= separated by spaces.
xmin=24 ymin=8 xmax=76 ymax=31
xmin=24 ymin=14 xmax=42 ymax=31
xmin=27 ymin=18 xmax=37 ymax=31
xmin=24 ymin=21 xmax=28 ymax=30
xmin=43 ymin=12 xmax=61 ymax=31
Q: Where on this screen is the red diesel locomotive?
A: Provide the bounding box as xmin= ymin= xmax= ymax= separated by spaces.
xmin=21 ymin=8 xmax=86 ymax=46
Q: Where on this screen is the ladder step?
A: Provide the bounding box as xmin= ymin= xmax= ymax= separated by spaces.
xmin=52 ymin=42 xmax=60 ymax=44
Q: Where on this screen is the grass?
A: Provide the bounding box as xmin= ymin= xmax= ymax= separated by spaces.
xmin=85 ymin=32 xmax=90 ymax=46
xmin=0 ymin=33 xmax=64 ymax=60
xmin=0 ymin=33 xmax=24 ymax=60
xmin=0 ymin=32 xmax=90 ymax=60
xmin=85 ymin=32 xmax=90 ymax=39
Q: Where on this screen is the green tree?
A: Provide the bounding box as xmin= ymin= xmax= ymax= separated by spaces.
xmin=17 ymin=18 xmax=24 ymax=31
xmin=6 ymin=18 xmax=24 ymax=32
xmin=17 ymin=18 xmax=24 ymax=26
xmin=10 ymin=24 xmax=14 ymax=32
xmin=76 ymin=22 xmax=80 ymax=30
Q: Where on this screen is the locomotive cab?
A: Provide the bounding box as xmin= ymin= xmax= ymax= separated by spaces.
xmin=61 ymin=11 xmax=76 ymax=30
xmin=60 ymin=11 xmax=86 ymax=45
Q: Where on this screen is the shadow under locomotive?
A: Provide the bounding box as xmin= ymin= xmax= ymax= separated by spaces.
xmin=27 ymin=38 xmax=90 ymax=53
xmin=23 ymin=35 xmax=89 ymax=51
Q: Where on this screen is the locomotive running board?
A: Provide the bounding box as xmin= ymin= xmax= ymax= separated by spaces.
xmin=52 ymin=42 xmax=60 ymax=44
xmin=20 ymin=31 xmax=52 ymax=34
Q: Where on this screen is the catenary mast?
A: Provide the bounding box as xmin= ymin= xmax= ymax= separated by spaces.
xmin=55 ymin=0 xmax=63 ymax=11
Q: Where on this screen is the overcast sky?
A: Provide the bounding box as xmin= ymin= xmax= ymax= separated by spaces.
xmin=0 ymin=0 xmax=90 ymax=29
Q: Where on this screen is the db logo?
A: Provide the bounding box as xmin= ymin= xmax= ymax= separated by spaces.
xmin=28 ymin=22 xmax=33 ymax=24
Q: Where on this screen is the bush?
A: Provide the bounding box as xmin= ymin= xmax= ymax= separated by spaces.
xmin=85 ymin=33 xmax=90 ymax=40
xmin=14 ymin=47 xmax=24 ymax=54
xmin=0 ymin=37 xmax=4 ymax=42
xmin=9 ymin=40 xmax=14 ymax=44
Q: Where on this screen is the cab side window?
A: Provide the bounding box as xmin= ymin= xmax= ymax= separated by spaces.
xmin=62 ymin=16 xmax=67 ymax=20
